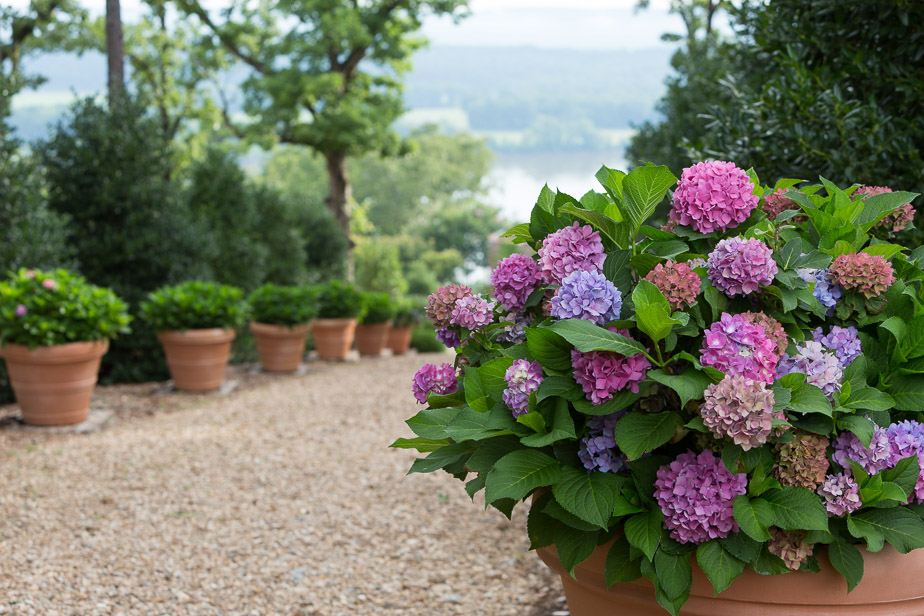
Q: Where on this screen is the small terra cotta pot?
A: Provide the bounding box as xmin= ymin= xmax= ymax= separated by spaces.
xmin=310 ymin=318 xmax=357 ymax=360
xmin=157 ymin=329 xmax=235 ymax=392
xmin=386 ymin=325 xmax=413 ymax=356
xmin=537 ymin=540 xmax=924 ymax=615
xmin=0 ymin=340 xmax=109 ymax=425
xmin=249 ymin=322 xmax=309 ymax=372
xmin=355 ymin=321 xmax=391 ymax=357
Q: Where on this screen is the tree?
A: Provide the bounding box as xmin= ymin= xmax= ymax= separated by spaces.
xmin=105 ymin=0 xmax=123 ymax=104
xmin=175 ymin=0 xmax=471 ymax=264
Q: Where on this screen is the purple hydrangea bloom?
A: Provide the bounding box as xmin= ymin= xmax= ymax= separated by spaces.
xmin=426 ymin=283 xmax=472 ymax=328
xmin=886 ymin=420 xmax=924 ymax=502
xmin=14 ymin=304 xmax=27 ymax=317
xmin=578 ymin=412 xmax=626 ymax=473
xmin=833 ymin=427 xmax=892 ymax=475
xmin=817 ymin=473 xmax=862 ymax=517
xmin=538 ymin=222 xmax=606 ymax=285
xmin=813 ymin=326 xmax=862 ymax=369
xmin=435 ymin=328 xmax=462 ymax=349
xmin=502 ymin=360 xmax=543 ymax=418
xmin=777 ymin=341 xmax=843 ymax=400
xmin=668 ymin=161 xmax=760 ymax=233
xmin=797 ymin=268 xmax=843 ymax=315
xmin=491 ymin=253 xmax=543 ymax=312
xmin=654 ymin=450 xmax=748 ymax=544
xmin=700 ymin=313 xmax=779 ymax=384
xmin=411 ymin=363 xmax=458 ymax=404
xmin=707 ymin=237 xmax=778 ymax=297
xmin=549 ymin=270 xmax=622 ymax=326
xmin=497 ymin=313 xmax=532 ymax=344
xmin=450 ymin=294 xmax=496 ymax=330
xmin=571 ymin=340 xmax=652 ymax=405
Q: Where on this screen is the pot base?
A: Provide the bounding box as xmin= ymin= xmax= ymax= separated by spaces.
xmin=157 ymin=329 xmax=235 ymax=392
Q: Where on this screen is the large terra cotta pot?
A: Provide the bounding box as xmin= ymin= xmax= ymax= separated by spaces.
xmin=355 ymin=321 xmax=391 ymax=357
xmin=157 ymin=328 xmax=235 ymax=392
xmin=386 ymin=325 xmax=413 ymax=356
xmin=310 ymin=318 xmax=357 ymax=360
xmin=537 ymin=541 xmax=924 ymax=615
xmin=0 ymin=340 xmax=109 ymax=425
xmin=249 ymin=322 xmax=309 ymax=372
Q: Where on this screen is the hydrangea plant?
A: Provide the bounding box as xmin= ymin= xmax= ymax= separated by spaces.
xmin=393 ymin=161 xmax=924 ymax=614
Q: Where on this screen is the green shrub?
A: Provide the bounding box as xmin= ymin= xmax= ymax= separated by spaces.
xmin=409 ymin=323 xmax=444 ymax=353
xmin=0 ymin=268 xmax=131 ymax=347
xmin=359 ymin=292 xmax=395 ymax=324
xmin=314 ymin=281 xmax=362 ymax=319
xmin=249 ymin=283 xmax=316 ymax=326
xmin=354 ymin=240 xmax=407 ymax=297
xmin=141 ymin=281 xmax=249 ymax=331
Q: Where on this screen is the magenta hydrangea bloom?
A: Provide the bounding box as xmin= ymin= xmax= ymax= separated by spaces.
xmin=833 ymin=428 xmax=892 ymax=475
xmin=855 ymin=185 xmax=915 ymax=233
xmin=769 ymin=528 xmax=814 ymax=571
xmin=411 ymin=363 xmax=458 ymax=404
xmin=491 ymin=253 xmax=543 ymax=312
xmin=707 ymin=237 xmax=778 ymax=297
xmin=502 ymin=359 xmax=544 ymax=418
xmin=701 ymin=375 xmax=781 ymax=450
xmin=668 ymin=161 xmax=759 ymax=233
xmin=435 ymin=328 xmax=462 ymax=349
xmin=426 ymin=283 xmax=472 ymax=328
xmin=14 ymin=304 xmax=27 ymax=317
xmin=829 ymin=253 xmax=895 ymax=299
xmin=741 ymin=311 xmax=788 ymax=356
xmin=654 ymin=450 xmax=748 ymax=544
xmin=450 ymin=294 xmax=496 ymax=330
xmin=777 ymin=341 xmax=843 ymax=400
xmin=571 ymin=330 xmax=651 ymax=405
xmin=549 ymin=270 xmax=622 ymax=326
xmin=643 ymin=261 xmax=701 ymax=311
xmin=537 ymin=222 xmax=606 ymax=285
xmin=578 ymin=412 xmax=627 ymax=473
xmin=813 ymin=326 xmax=862 ymax=369
xmin=700 ymin=313 xmax=779 ymax=384
xmin=886 ymin=420 xmax=924 ymax=502
xmin=817 ymin=473 xmax=862 ymax=517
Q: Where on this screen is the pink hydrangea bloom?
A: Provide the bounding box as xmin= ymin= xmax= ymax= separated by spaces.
xmin=700 ymin=313 xmax=779 ymax=384
xmin=773 ymin=431 xmax=830 ymax=489
xmin=654 ymin=450 xmax=748 ymax=544
xmin=450 ymin=294 xmax=496 ymax=330
xmin=855 ymin=185 xmax=915 ymax=233
xmin=42 ymin=279 xmax=56 ymax=290
xmin=700 ymin=375 xmax=781 ymax=450
xmin=643 ymin=261 xmax=701 ymax=311
xmin=829 ymin=253 xmax=895 ymax=298
xmin=411 ymin=363 xmax=458 ymax=404
xmin=426 ymin=283 xmax=472 ymax=328
xmin=707 ymin=237 xmax=778 ymax=297
xmin=669 ymin=161 xmax=759 ymax=233
xmin=768 ymin=528 xmax=814 ymax=571
xmin=502 ymin=360 xmax=543 ymax=417
xmin=817 ymin=472 xmax=861 ymax=517
xmin=537 ymin=222 xmax=606 ymax=285
xmin=490 ymin=253 xmax=542 ymax=312
xmin=571 ymin=330 xmax=651 ymax=405
xmin=762 ymin=188 xmax=802 ymax=221
xmin=741 ymin=311 xmax=788 ymax=356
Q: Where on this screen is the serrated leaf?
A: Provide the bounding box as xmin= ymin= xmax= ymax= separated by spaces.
xmin=654 ymin=550 xmax=692 ymax=601
xmin=554 ymin=525 xmax=599 ymax=576
xmin=548 ymin=319 xmax=652 ymax=361
xmin=614 ymin=412 xmax=680 ymax=461
xmin=733 ymin=495 xmax=772 ymax=541
xmin=526 ymin=327 xmax=573 ymax=372
xmin=624 ymin=509 xmax=663 ymax=561
xmin=408 ymin=442 xmax=471 ymax=474
xmin=536 ymin=375 xmax=583 ymax=402
xmin=647 ymin=368 xmax=711 ymax=408
xmin=406 ymin=407 xmax=462 ymax=439
xmin=888 ymin=375 xmax=924 ymax=411
xmin=837 ymin=415 xmax=875 ymax=448
xmin=789 ymin=383 xmax=834 ymax=416
xmin=844 ymin=387 xmax=895 ymax=412
xmin=850 ymin=508 xmax=924 ymax=553
xmin=552 ymin=466 xmax=624 ymax=530
xmin=827 ymin=538 xmax=864 ymax=592
xmin=483 ymin=450 xmax=562 ymax=504
xmin=762 ymin=486 xmax=829 ymax=531
xmin=622 ymin=165 xmax=677 ymax=232
xmin=696 ymin=540 xmax=744 ymax=595
xmin=605 ymin=536 xmax=642 ymax=585
xmin=390 ymin=437 xmax=450 ymax=452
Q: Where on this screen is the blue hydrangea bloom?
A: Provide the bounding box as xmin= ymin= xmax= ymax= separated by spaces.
xmin=549 ymin=270 xmax=622 ymax=326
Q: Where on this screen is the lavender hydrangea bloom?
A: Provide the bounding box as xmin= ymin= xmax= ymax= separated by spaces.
xmin=502 ymin=360 xmax=543 ymax=418
xmin=578 ymin=412 xmax=626 ymax=473
xmin=450 ymin=294 xmax=496 ymax=330
xmin=707 ymin=237 xmax=778 ymax=297
xmin=777 ymin=341 xmax=843 ymax=400
xmin=833 ymin=428 xmax=892 ymax=475
xmin=549 ymin=270 xmax=622 ymax=326
xmin=435 ymin=328 xmax=462 ymax=348
xmin=797 ymin=268 xmax=843 ymax=315
xmin=537 ymin=222 xmax=606 ymax=285
xmin=886 ymin=420 xmax=924 ymax=502
xmin=700 ymin=313 xmax=779 ymax=384
xmin=654 ymin=450 xmax=748 ymax=544
xmin=411 ymin=363 xmax=458 ymax=404
xmin=817 ymin=473 xmax=862 ymax=517
xmin=497 ymin=313 xmax=532 ymax=344
xmin=491 ymin=253 xmax=542 ymax=312
xmin=14 ymin=304 xmax=26 ymax=317
xmin=813 ymin=326 xmax=862 ymax=368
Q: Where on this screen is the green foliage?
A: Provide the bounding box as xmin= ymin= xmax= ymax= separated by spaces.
xmin=359 ymin=292 xmax=395 ymax=325
xmin=0 ymin=268 xmax=131 ymax=347
xmin=141 ymin=281 xmax=249 ymax=332
xmin=354 ymin=241 xmax=407 ymax=298
xmin=314 ymin=281 xmax=362 ymax=320
xmin=248 ymin=284 xmax=316 ymax=326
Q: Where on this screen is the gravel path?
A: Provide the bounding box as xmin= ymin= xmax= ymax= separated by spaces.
xmin=0 ymin=354 xmax=563 ymax=615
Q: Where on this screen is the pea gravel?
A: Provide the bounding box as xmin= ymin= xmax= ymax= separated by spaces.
xmin=0 ymin=354 xmax=564 ymax=615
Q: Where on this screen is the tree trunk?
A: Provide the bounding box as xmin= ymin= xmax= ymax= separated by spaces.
xmin=106 ymin=0 xmax=124 ymax=106
xmin=324 ymin=150 xmax=355 ymax=280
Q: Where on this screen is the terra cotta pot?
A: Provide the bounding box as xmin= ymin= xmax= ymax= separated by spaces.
xmin=157 ymin=328 xmax=235 ymax=392
xmin=355 ymin=321 xmax=391 ymax=357
xmin=386 ymin=325 xmax=413 ymax=356
xmin=0 ymin=340 xmax=109 ymax=425
xmin=249 ymin=322 xmax=309 ymax=372
xmin=310 ymin=318 xmax=357 ymax=360
xmin=537 ymin=541 xmax=924 ymax=615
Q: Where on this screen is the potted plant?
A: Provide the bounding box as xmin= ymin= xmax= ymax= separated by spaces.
xmin=394 ymin=161 xmax=924 ymax=615
xmin=387 ymin=301 xmax=421 ymax=356
xmin=355 ymin=292 xmax=395 ymax=357
xmin=0 ymin=268 xmax=131 ymax=425
xmin=310 ymin=280 xmax=362 ymax=360
xmin=248 ymin=283 xmax=316 ymax=372
xmin=141 ymin=281 xmax=249 ymax=392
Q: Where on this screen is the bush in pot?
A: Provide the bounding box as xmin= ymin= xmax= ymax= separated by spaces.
xmin=394 ymin=161 xmax=924 ymax=615
xmin=311 ymin=281 xmax=362 ymax=360
xmin=388 ymin=301 xmax=422 ymax=356
xmin=141 ymin=281 xmax=249 ymax=392
xmin=355 ymin=292 xmax=395 ymax=357
xmin=248 ymin=283 xmax=316 ymax=372
xmin=0 ymin=268 xmax=131 ymax=425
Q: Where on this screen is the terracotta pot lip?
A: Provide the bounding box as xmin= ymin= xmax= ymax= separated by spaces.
xmin=310 ymin=318 xmax=358 ymax=328
xmin=0 ymin=339 xmax=109 ymax=361
xmin=250 ymin=321 xmax=310 ymax=333
xmin=157 ymin=328 xmax=236 ymax=343
xmin=357 ymin=320 xmax=392 ymax=328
